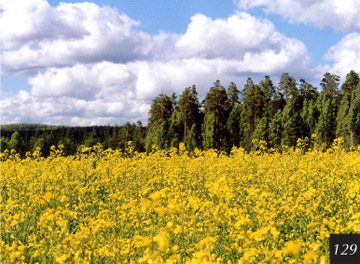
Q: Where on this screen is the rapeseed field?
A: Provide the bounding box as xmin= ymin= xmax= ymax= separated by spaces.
xmin=1 ymin=139 xmax=360 ymax=263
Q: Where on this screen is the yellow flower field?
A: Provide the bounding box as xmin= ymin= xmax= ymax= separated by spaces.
xmin=1 ymin=142 xmax=360 ymax=263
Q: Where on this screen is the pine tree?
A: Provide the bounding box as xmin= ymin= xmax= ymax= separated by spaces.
xmin=268 ymin=109 xmax=282 ymax=148
xmin=145 ymin=94 xmax=175 ymax=152
xmin=278 ymin=73 xmax=297 ymax=104
xmin=341 ymin=70 xmax=359 ymax=95
xmin=281 ymin=97 xmax=303 ymax=146
xmin=202 ymin=80 xmax=229 ymax=150
xmin=252 ymin=76 xmax=277 ymax=143
xmin=240 ymin=78 xmax=265 ymax=149
xmin=299 ymin=79 xmax=317 ymax=101
xmin=171 ymin=85 xmax=202 ymax=150
xmin=315 ymin=93 xmax=337 ymax=146
xmin=103 ymin=125 xmax=112 ymax=149
xmin=316 ymin=72 xmax=340 ymax=146
xmin=226 ymin=82 xmax=241 ymax=149
xmin=109 ymin=126 xmax=120 ymax=150
xmin=337 ymin=79 xmax=360 ymax=146
xmin=134 ymin=121 xmax=146 ymax=152
xmin=301 ymin=97 xmax=319 ymax=138
xmin=119 ymin=122 xmax=133 ymax=152
xmin=320 ymin=72 xmax=340 ymax=100
xmin=349 ymin=83 xmax=360 ymax=145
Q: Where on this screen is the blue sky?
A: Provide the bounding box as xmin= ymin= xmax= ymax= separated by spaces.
xmin=1 ymin=0 xmax=360 ymax=125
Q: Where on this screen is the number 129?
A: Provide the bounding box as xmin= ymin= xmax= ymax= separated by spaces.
xmin=334 ymin=243 xmax=358 ymax=255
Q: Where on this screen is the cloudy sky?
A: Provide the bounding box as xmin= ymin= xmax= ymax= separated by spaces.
xmin=1 ymin=0 xmax=360 ymax=126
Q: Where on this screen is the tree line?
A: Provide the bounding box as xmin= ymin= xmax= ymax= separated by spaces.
xmin=145 ymin=70 xmax=360 ymax=152
xmin=0 ymin=123 xmax=146 ymax=157
xmin=1 ymin=70 xmax=360 ymax=156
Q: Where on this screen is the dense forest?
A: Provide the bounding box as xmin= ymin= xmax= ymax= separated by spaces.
xmin=1 ymin=70 xmax=360 ymax=157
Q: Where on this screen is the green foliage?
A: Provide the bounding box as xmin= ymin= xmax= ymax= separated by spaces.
xmin=315 ymin=93 xmax=337 ymax=146
xmin=171 ymin=85 xmax=202 ymax=150
xmin=2 ymin=70 xmax=360 ymax=156
xmin=320 ymin=72 xmax=340 ymax=99
xmin=268 ymin=109 xmax=282 ymax=148
xmin=145 ymin=94 xmax=175 ymax=152
xmin=341 ymin=70 xmax=359 ymax=94
xmin=281 ymin=99 xmax=303 ymax=146
xmin=202 ymin=80 xmax=230 ymax=150
xmin=278 ymin=73 xmax=297 ymax=103
xmin=8 ymin=131 xmax=23 ymax=154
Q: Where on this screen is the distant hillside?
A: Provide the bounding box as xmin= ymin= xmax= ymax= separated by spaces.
xmin=1 ymin=123 xmax=61 ymax=132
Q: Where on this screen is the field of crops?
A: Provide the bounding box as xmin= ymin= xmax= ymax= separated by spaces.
xmin=1 ymin=141 xmax=360 ymax=263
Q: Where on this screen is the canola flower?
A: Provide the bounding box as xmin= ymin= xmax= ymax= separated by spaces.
xmin=1 ymin=140 xmax=360 ymax=263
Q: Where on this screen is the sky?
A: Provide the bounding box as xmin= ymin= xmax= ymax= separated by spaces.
xmin=1 ymin=0 xmax=360 ymax=126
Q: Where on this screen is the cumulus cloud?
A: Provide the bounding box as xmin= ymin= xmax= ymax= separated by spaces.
xmin=176 ymin=13 xmax=277 ymax=59
xmin=1 ymin=0 xmax=324 ymax=125
xmin=174 ymin=12 xmax=323 ymax=79
xmin=325 ymin=33 xmax=360 ymax=78
xmin=0 ymin=0 xmax=172 ymax=74
xmin=0 ymin=89 xmax=150 ymax=126
xmin=238 ymin=0 xmax=360 ymax=32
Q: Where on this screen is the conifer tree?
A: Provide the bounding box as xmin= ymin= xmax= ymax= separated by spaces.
xmin=202 ymin=80 xmax=229 ymax=150
xmin=299 ymin=79 xmax=319 ymax=139
xmin=278 ymin=73 xmax=297 ymax=104
xmin=145 ymin=94 xmax=175 ymax=152
xmin=134 ymin=121 xmax=146 ymax=152
xmin=315 ymin=93 xmax=337 ymax=146
xmin=109 ymin=126 xmax=120 ymax=150
xmin=281 ymin=97 xmax=303 ymax=146
xmin=320 ymin=72 xmax=340 ymax=99
xmin=85 ymin=126 xmax=99 ymax=147
xmin=341 ymin=70 xmax=359 ymax=95
xmin=268 ymin=109 xmax=282 ymax=148
xmin=316 ymin=72 xmax=340 ymax=146
xmin=226 ymin=82 xmax=241 ymax=148
xmin=337 ymin=72 xmax=360 ymax=146
xmin=252 ymin=76 xmax=277 ymax=143
xmin=171 ymin=85 xmax=202 ymax=150
xmin=240 ymin=78 xmax=265 ymax=149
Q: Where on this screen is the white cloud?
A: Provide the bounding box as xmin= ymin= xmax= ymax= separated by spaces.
xmin=176 ymin=13 xmax=276 ymax=59
xmin=238 ymin=0 xmax=360 ymax=32
xmin=1 ymin=0 xmax=324 ymax=125
xmin=325 ymin=33 xmax=360 ymax=78
xmin=174 ymin=12 xmax=322 ymax=79
xmin=0 ymin=89 xmax=150 ymax=125
xmin=0 ymin=0 xmax=171 ymax=74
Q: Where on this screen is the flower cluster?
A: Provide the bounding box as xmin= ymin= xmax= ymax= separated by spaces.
xmin=1 ymin=143 xmax=359 ymax=263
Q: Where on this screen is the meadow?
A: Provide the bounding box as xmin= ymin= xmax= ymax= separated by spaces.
xmin=1 ymin=139 xmax=360 ymax=263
